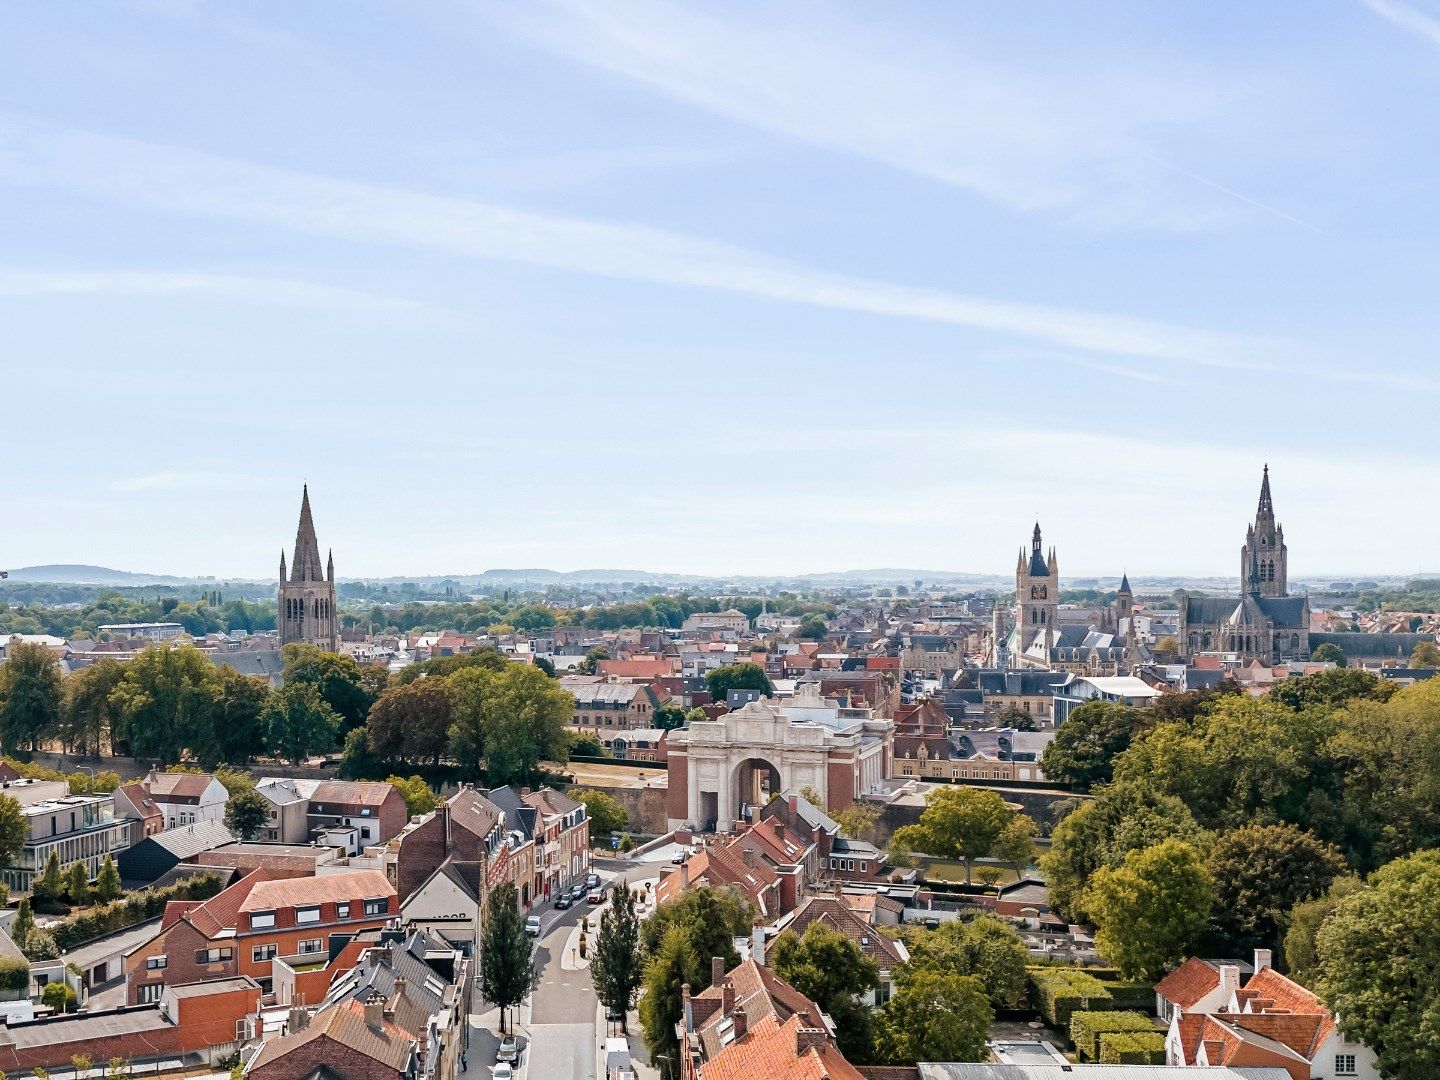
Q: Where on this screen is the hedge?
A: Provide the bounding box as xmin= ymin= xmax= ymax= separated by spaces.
xmin=1098 ymin=1031 xmax=1166 ymax=1064
xmin=1028 ymin=967 xmax=1113 ymax=1028
xmin=1070 ymin=1011 xmax=1157 ymax=1060
xmin=51 ymin=874 xmax=225 ymax=952
xmin=0 ymin=957 xmax=29 ymax=991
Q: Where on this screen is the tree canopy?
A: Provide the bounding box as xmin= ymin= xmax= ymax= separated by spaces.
xmin=1083 ymin=838 xmax=1214 ymax=981
xmin=704 ymin=662 xmax=773 ymax=703
xmin=892 ymin=786 xmax=1020 ymax=883
xmin=1040 ymin=700 xmax=1151 ymax=792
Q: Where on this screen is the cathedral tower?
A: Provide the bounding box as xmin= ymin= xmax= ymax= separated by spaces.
xmin=279 ymin=485 xmax=337 ymax=651
xmin=1016 ymin=522 xmax=1059 ymax=654
xmin=1241 ymin=465 xmax=1288 ymax=598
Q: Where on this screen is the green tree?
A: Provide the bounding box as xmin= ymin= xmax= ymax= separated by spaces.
xmin=367 ymin=678 xmax=452 ymax=766
xmin=60 ymin=657 xmax=125 ymax=756
xmin=280 ymin=644 xmax=376 ymax=733
xmin=1270 ymin=667 xmax=1394 ymax=711
xmin=1040 ymin=700 xmax=1150 ymax=792
xmin=31 ymin=850 xmax=64 ymax=910
xmin=1083 ymin=838 xmax=1214 ymax=981
xmin=110 ymin=644 xmax=222 ymax=761
xmin=567 ymin=730 xmax=611 ymax=758
xmin=1205 ymin=823 xmax=1346 ymax=955
xmin=1284 ymin=875 xmax=1362 ymax=986
xmin=63 ymin=862 xmax=89 ymax=906
xmin=652 ymin=705 xmax=688 ymax=731
xmin=833 ymin=801 xmax=882 ymax=845
xmin=1311 ymin=641 xmax=1347 ymax=666
xmin=640 ymin=923 xmax=700 ymax=1080
xmin=11 ymin=898 xmax=35 ymax=943
xmin=992 ymin=814 xmax=1038 ymax=878
xmin=1315 ymin=849 xmax=1440 ymax=1080
xmin=224 ymin=787 xmax=271 ymax=841
xmin=877 ymin=970 xmax=992 ymax=1065
xmin=510 ymin=605 xmax=557 ymax=631
xmin=263 ymin=682 xmax=340 ymax=765
xmin=0 ymin=795 xmax=26 ymax=869
xmin=385 ymin=775 xmax=438 ymax=818
xmin=23 ymin=928 xmax=59 ymax=961
xmin=591 ymin=883 xmax=643 ymax=1031
xmin=93 ymin=854 xmax=123 ymax=903
xmin=0 ymin=640 xmax=62 ymax=753
xmin=640 ymin=885 xmax=750 ymax=966
xmin=465 ymin=665 xmax=571 ymax=787
xmin=899 ymin=914 xmax=1028 ymax=1008
xmin=1410 ymin=640 xmax=1440 ymax=668
xmin=891 ymin=786 xmax=1014 ymax=883
xmin=569 ymin=788 xmax=627 ymax=837
xmin=197 ymin=666 xmax=271 ymax=765
xmin=795 ymin=614 xmax=829 ymax=640
xmin=769 ymin=922 xmax=879 ymax=1062
xmin=479 ymin=882 xmax=534 ymax=1035
xmin=579 ymin=646 xmax=609 ymax=676
xmin=40 ymin=981 xmax=76 ymax=1013
xmin=339 ymin=726 xmax=384 ymax=780
xmin=705 ymin=663 xmax=773 ymax=704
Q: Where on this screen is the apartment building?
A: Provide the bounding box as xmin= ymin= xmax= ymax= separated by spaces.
xmin=2 ymin=794 xmax=131 ymax=893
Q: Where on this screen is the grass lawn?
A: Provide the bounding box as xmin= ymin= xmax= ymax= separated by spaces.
xmin=921 ymin=860 xmax=1023 ymax=885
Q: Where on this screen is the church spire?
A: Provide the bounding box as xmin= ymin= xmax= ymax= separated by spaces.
xmin=1256 ymin=464 xmax=1274 ymax=522
xmin=1118 ymin=572 xmax=1132 ymax=594
xmin=291 ymin=484 xmax=325 ymax=583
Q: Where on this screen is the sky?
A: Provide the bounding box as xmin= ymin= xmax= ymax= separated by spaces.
xmin=5 ymin=0 xmax=1440 ymax=580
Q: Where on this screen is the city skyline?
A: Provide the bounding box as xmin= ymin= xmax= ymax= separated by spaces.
xmin=7 ymin=3 xmax=1440 ymax=576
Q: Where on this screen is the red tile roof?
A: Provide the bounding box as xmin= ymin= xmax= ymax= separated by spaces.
xmin=238 ymin=869 xmax=395 ymax=913
xmin=697 ymin=1013 xmax=865 ymax=1080
xmin=1154 ymin=956 xmax=1221 ymax=1008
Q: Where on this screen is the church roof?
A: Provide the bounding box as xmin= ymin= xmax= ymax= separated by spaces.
xmin=290 ymin=484 xmax=327 ymax=582
xmin=1028 ymin=524 xmax=1050 ymax=577
xmin=1118 ymin=572 xmax=1132 ymax=593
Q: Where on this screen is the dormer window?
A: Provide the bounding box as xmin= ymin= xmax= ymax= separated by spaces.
xmin=296 ymin=906 xmax=321 ymax=925
xmin=250 ymin=910 xmax=276 ymax=929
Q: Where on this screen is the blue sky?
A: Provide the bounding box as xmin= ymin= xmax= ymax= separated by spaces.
xmin=5 ymin=0 xmax=1440 ymax=580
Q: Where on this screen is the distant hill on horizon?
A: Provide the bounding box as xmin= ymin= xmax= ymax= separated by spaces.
xmin=4 ymin=564 xmax=195 ymax=586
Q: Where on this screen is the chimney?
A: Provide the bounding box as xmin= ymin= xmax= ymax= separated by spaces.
xmin=711 ymin=955 xmax=726 ymax=988
xmin=732 ymin=1004 xmax=747 ymax=1040
xmin=721 ymin=979 xmax=735 ymax=1017
xmin=1253 ymin=948 xmax=1272 ymax=973
xmin=1218 ymin=964 xmax=1240 ymax=1002
xmin=681 ymin=983 xmax=693 ymax=1033
xmin=679 ymin=861 xmax=690 ymax=890
xmin=364 ymin=996 xmax=385 ymax=1029
xmin=393 ymin=975 xmax=407 ymax=1002
xmin=771 ymin=820 xmax=785 ymax=841
xmin=288 ymin=1005 xmax=309 ymax=1033
xmin=795 ymin=1012 xmax=828 ymax=1055
xmin=788 ymin=793 xmax=798 ymax=815
xmin=751 ymin=927 xmax=767 ymax=967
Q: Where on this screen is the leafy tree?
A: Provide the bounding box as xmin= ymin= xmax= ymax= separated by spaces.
xmin=212 ymin=765 xmax=256 ymax=796
xmin=0 ymin=640 xmax=62 ymax=753
xmin=567 ymin=730 xmax=611 ymax=758
xmin=367 ymin=678 xmax=452 ymax=766
xmin=510 ymin=605 xmax=557 ymax=631
xmin=60 ymin=658 xmax=124 ymax=756
xmin=110 ymin=644 xmax=222 ymax=761
xmin=1083 ymin=838 xmax=1214 ymax=981
xmin=339 ymin=726 xmax=384 ymax=780
xmin=40 ymin=981 xmax=76 ymax=1012
xmin=263 ymin=682 xmax=340 ymax=765
xmin=797 ymin=786 xmax=824 ymax=810
xmin=1316 ymin=849 xmax=1440 ymax=1080
xmin=640 ymin=923 xmax=700 ymax=1080
xmin=63 ymin=862 xmax=89 ymax=906
xmin=769 ymin=922 xmax=879 ymax=1058
xmin=899 ymin=914 xmax=1028 ymax=1008
xmin=393 ymin=648 xmax=507 ymax=686
xmin=705 ymin=663 xmax=773 ymax=703
xmin=1410 ymin=640 xmax=1440 ymax=668
xmin=1311 ymin=642 xmax=1346 ymax=666
xmin=652 ymin=705 xmax=688 ymax=731
xmin=591 ymin=883 xmax=643 ymax=1031
xmin=795 ymin=614 xmax=829 ymax=640
xmin=450 ymin=665 xmax=571 ymax=787
xmin=385 ymin=775 xmax=438 ymax=818
xmin=1205 ymin=823 xmax=1346 ymax=955
xmin=833 ymin=801 xmax=882 ymax=844
xmin=200 ymin=666 xmax=271 ymax=765
xmin=570 ymin=788 xmax=627 ymax=837
xmin=23 ymin=928 xmax=59 ymax=961
xmin=877 ymin=970 xmax=992 ymax=1065
xmin=224 ymin=788 xmax=271 ymax=841
xmin=478 ymin=882 xmax=534 ymax=1035
xmin=1284 ymin=875 xmax=1362 ymax=986
xmin=890 ymin=786 xmax=1015 ymax=883
xmin=579 ymin=646 xmax=609 ymax=676
xmin=0 ymin=795 xmax=26 ymax=869
xmin=1270 ymin=667 xmax=1394 ymax=711
xmin=992 ymin=814 xmax=1038 ymax=877
xmin=280 ymin=644 xmax=376 ymax=733
xmin=532 ymin=655 xmax=556 ymax=678
xmin=11 ymin=898 xmax=35 ymax=943
xmin=640 ymin=885 xmax=750 ymax=965
xmin=93 ymin=854 xmax=123 ymax=903
xmin=31 ymin=851 xmax=64 ymax=910
xmin=1040 ymin=700 xmax=1150 ymax=792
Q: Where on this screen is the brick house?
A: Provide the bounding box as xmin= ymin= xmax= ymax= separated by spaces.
xmin=561 ymin=678 xmax=671 ymax=733
xmin=304 ymin=780 xmax=410 ymax=852
xmin=769 ymin=893 xmax=908 ymax=1005
xmin=247 ymin=997 xmax=419 ymax=1080
xmin=521 ymin=787 xmax=590 ymax=900
xmin=126 ymin=868 xmax=398 ymax=1003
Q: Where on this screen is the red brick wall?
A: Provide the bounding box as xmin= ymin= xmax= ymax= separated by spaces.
xmin=827 ymin=760 xmax=855 ymax=811
xmin=249 ymin=1035 xmax=405 ymax=1080
xmin=394 ymin=810 xmax=447 ymax=902
xmin=667 ymin=751 xmax=689 ymax=820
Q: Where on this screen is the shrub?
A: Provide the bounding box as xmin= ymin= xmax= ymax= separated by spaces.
xmin=1028 ymin=967 xmax=1113 ymax=1028
xmin=0 ymin=958 xmax=29 ymax=992
xmin=1070 ymin=1011 xmax=1157 ymax=1060
xmin=40 ymin=982 xmax=76 ymax=1013
xmin=1098 ymin=1031 xmax=1166 ymax=1064
xmin=50 ymin=873 xmax=225 ymax=951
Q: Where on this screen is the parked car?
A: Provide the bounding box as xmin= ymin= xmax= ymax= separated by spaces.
xmin=497 ymin=1036 xmax=519 ymax=1064
xmin=554 ymin=894 xmax=572 ymax=910
xmin=585 ymin=873 xmax=600 ymax=888
xmin=493 ymin=1064 xmax=514 ymax=1080
xmin=587 ymin=890 xmax=604 ymax=904
xmin=571 ymin=883 xmax=588 ymax=900
xmin=524 ymin=915 xmax=542 ymax=936
xmin=670 ymin=851 xmax=686 ymax=864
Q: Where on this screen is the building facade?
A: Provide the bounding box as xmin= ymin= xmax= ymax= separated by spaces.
xmin=278 ymin=485 xmax=337 ymax=652
xmin=3 ymin=794 xmax=131 ymax=893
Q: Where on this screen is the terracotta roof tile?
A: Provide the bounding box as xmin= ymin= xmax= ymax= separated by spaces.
xmin=697 ymin=1013 xmax=865 ymax=1080
xmin=239 ymin=869 xmax=394 ymax=913
xmin=1155 ymin=956 xmax=1221 ymax=1008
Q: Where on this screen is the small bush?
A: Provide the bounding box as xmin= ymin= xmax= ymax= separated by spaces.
xmin=1070 ymin=1010 xmax=1156 ymax=1060
xmin=0 ymin=958 xmax=29 ymax=992
xmin=1028 ymin=967 xmax=1113 ymax=1028
xmin=40 ymin=982 xmax=76 ymax=1013
xmin=1098 ymin=1030 xmax=1166 ymax=1064
xmin=50 ymin=873 xmax=225 ymax=951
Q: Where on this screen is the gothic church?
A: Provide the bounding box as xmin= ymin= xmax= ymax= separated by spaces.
xmin=279 ymin=485 xmax=337 ymax=652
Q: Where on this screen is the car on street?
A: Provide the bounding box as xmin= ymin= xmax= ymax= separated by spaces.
xmin=524 ymin=915 xmax=542 ymax=936
xmin=571 ymin=883 xmax=587 ymax=900
xmin=497 ymin=1036 xmax=519 ymax=1064
xmin=554 ymin=893 xmax=572 ymax=909
xmin=587 ymin=890 xmax=604 ymax=904
xmin=671 ymin=850 xmax=686 ymax=864
xmin=585 ymin=872 xmax=600 ymax=888
xmin=493 ymin=1064 xmax=514 ymax=1080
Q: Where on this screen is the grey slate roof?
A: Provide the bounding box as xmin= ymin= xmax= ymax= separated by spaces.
xmin=1311 ymin=631 xmax=1433 ymax=659
xmin=485 ymin=786 xmax=537 ymax=841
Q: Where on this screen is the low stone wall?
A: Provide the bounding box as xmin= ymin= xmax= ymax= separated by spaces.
xmin=562 ymin=782 xmax=670 ymax=835
xmin=869 ymin=784 xmax=1085 ymax=845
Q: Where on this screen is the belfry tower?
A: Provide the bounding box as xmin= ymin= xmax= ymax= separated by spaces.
xmin=1241 ymin=465 xmax=1288 ymax=598
xmin=279 ymin=485 xmax=337 ymax=651
xmin=1016 ymin=522 xmax=1059 ymax=654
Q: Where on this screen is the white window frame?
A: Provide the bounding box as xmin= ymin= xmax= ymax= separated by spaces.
xmin=336 ymin=902 xmax=351 ymax=919
xmin=253 ymin=944 xmax=277 ymax=963
xmin=295 ymin=906 xmax=321 ymax=925
xmin=146 ymin=956 xmax=167 ymax=970
xmin=364 ymin=897 xmax=386 ymax=916
xmin=298 ymin=938 xmax=323 ymax=954
xmin=138 ymin=983 xmax=163 ymax=1003
xmin=1335 ymin=1054 xmax=1357 ymax=1076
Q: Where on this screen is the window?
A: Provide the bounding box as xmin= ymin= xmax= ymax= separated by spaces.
xmin=146 ymin=956 xmax=167 ymax=970
xmin=336 ymin=902 xmax=350 ymax=919
xmin=253 ymin=944 xmax=278 ymax=963
xmin=295 ymin=906 xmax=321 ymax=925
xmin=364 ymin=898 xmax=386 ymax=916
xmin=138 ymin=983 xmax=163 ymax=1004
xmin=196 ymin=947 xmax=233 ymax=964
xmin=298 ymin=938 xmax=323 ymax=954
xmin=1336 ymin=1055 xmax=1357 ymax=1076
xmin=250 ymin=911 xmax=276 ymax=929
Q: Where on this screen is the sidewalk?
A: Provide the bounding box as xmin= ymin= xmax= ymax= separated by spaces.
xmin=594 ymin=1000 xmax=661 ymax=1080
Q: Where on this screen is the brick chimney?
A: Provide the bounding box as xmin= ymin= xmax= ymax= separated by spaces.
xmin=795 ymin=1012 xmax=828 ymax=1055
xmin=771 ymin=820 xmax=786 ymax=841
xmin=732 ymin=1004 xmax=747 ymax=1040
xmin=681 ymin=983 xmax=693 ymax=1033
xmin=1253 ymin=948 xmax=1272 ymax=973
xmin=711 ymin=955 xmax=726 ymax=988
xmin=364 ymin=996 xmax=385 ymax=1029
xmin=721 ymin=979 xmax=735 ymax=1016
xmin=679 ymin=860 xmax=690 ymax=890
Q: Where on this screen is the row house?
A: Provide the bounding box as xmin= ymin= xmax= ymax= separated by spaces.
xmin=2 ymin=794 xmax=130 ymax=893
xmin=253 ymin=778 xmax=409 ymax=851
xmin=126 ymin=868 xmax=399 ymax=1002
xmin=768 ymin=893 xmax=908 ymax=1005
xmin=114 ymin=767 xmax=229 ymax=845
xmin=561 ymin=678 xmax=671 ymax=732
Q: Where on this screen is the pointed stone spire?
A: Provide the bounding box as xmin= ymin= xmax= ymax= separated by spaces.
xmin=1119 ymin=572 xmax=1132 ymax=594
xmin=327 ymin=548 xmax=335 ymax=583
xmin=279 ymin=549 xmax=287 ymax=583
xmin=1256 ymin=464 xmax=1274 ymax=522
xmin=291 ymin=484 xmax=325 ymax=583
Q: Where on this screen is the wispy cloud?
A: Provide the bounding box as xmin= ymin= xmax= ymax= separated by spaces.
xmin=0 ymin=270 xmax=459 ymax=321
xmin=1357 ymin=0 xmax=1440 ymax=50
xmin=0 ymin=115 xmax=1283 ymax=376
xmin=109 ymin=470 xmax=284 ymax=493
xmin=486 ymin=0 xmax=1301 ymax=231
